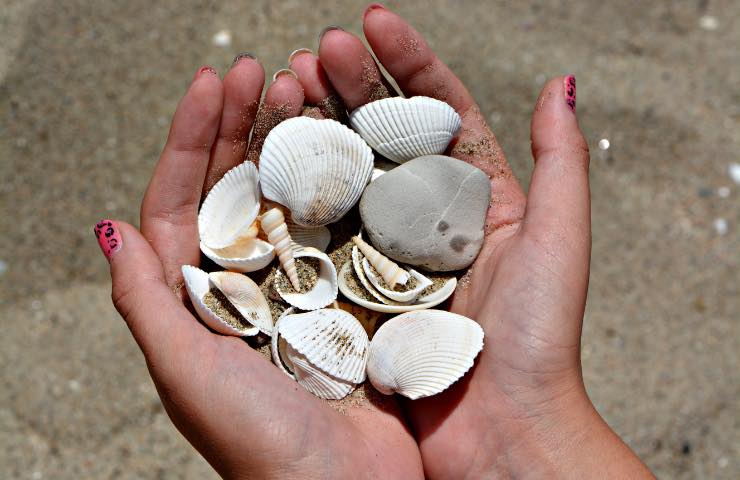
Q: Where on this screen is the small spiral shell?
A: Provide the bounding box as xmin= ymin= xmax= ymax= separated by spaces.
xmin=261 ymin=208 xmax=300 ymax=290
xmin=352 ymin=236 xmax=409 ymax=289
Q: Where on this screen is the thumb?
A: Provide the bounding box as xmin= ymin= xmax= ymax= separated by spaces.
xmin=94 ymin=219 xmax=207 ymax=372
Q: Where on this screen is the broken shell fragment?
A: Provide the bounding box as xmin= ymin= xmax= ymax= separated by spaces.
xmin=361 ymin=259 xmax=433 ymax=304
xmin=352 ymin=235 xmax=409 ymax=288
xmin=349 ymin=96 xmax=462 ymax=164
xmin=261 ymin=207 xmax=300 ymax=290
xmin=274 ymin=247 xmax=338 ymax=310
xmin=207 ymin=271 xmax=273 ymax=336
xmin=366 ymin=310 xmax=484 ymax=399
xmin=259 ymin=117 xmax=374 ymax=227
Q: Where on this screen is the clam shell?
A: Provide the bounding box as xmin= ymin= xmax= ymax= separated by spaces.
xmin=362 ymin=259 xmax=433 ymax=303
xmin=275 ymin=248 xmax=338 ymax=311
xmin=367 ymin=310 xmax=484 ymax=399
xmin=181 ymin=265 xmax=259 ymax=336
xmin=201 ymin=237 xmax=275 ymax=273
xmin=207 ymin=271 xmax=273 ymax=336
xmin=278 ymin=309 xmax=369 ymax=383
xmin=259 ymin=117 xmax=374 ymax=227
xmin=286 ymin=216 xmax=331 ymax=252
xmin=349 ymin=96 xmax=461 ymax=164
xmin=198 ymin=161 xmax=261 ymax=249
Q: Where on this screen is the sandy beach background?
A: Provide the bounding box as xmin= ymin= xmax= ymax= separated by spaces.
xmin=1 ymin=0 xmax=738 ymax=478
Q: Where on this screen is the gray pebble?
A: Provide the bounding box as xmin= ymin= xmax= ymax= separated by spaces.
xmin=360 ymin=155 xmax=490 ymax=271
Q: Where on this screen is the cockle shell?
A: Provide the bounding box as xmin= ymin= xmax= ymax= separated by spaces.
xmin=349 ymin=96 xmax=462 ymax=164
xmin=260 ymin=208 xmax=299 ymax=290
xmin=274 ymin=247 xmax=338 ymax=310
xmin=181 ymin=265 xmax=261 ymax=336
xmin=271 ymin=308 xmax=368 ymax=399
xmin=259 ymin=117 xmax=374 ymax=227
xmin=362 ymin=258 xmax=433 ymax=303
xmin=208 ymin=271 xmax=273 ymax=335
xmin=198 ymin=162 xmax=274 ymax=272
xmin=286 ymin=216 xmax=331 ymax=252
xmin=351 ymin=235 xmax=408 ymax=288
xmin=366 ymin=310 xmax=484 ymax=399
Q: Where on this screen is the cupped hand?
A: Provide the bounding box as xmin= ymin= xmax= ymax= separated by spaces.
xmin=97 ymin=59 xmax=423 ymax=478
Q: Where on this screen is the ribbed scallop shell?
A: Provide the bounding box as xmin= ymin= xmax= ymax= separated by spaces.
xmin=278 ymin=309 xmax=369 ymax=383
xmin=287 ymin=345 xmax=356 ymax=400
xmin=181 ymin=265 xmax=259 ymax=336
xmin=367 ymin=310 xmax=483 ymax=399
xmin=274 ymin=248 xmax=338 ymax=311
xmin=349 ymin=96 xmax=462 ymax=164
xmin=208 ymin=271 xmax=273 ymax=336
xmin=198 ymin=161 xmax=261 ymax=249
xmin=362 ymin=259 xmax=433 ymax=303
xmin=259 ymin=117 xmax=374 ymax=227
xmin=286 ymin=216 xmax=331 ymax=252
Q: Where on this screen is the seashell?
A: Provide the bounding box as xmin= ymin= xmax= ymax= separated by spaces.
xmin=259 ymin=117 xmax=374 ymax=227
xmin=362 ymin=258 xmax=433 ymax=303
xmin=349 ymin=96 xmax=462 ymax=164
xmin=260 ymin=207 xmax=300 ymax=290
xmin=271 ymin=308 xmax=368 ymax=400
xmin=286 ymin=215 xmax=331 ymax=252
xmin=352 ymin=235 xmax=409 ymax=288
xmin=198 ymin=162 xmax=275 ymax=272
xmin=181 ymin=265 xmax=260 ymax=336
xmin=366 ymin=310 xmax=484 ymax=399
xmin=274 ymin=247 xmax=338 ymax=310
xmin=351 ymin=246 xmax=403 ymax=306
xmin=207 ymin=271 xmax=273 ymax=335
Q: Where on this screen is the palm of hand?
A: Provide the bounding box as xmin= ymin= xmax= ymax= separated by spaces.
xmin=106 ymin=6 xmax=598 ymax=480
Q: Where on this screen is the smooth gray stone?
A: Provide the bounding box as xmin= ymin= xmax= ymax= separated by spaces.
xmin=360 ymin=155 xmax=490 ymax=271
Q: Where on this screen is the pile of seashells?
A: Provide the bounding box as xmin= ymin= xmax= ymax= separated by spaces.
xmin=183 ymin=96 xmax=485 ymax=400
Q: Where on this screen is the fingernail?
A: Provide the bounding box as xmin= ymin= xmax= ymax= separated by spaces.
xmin=318 ymin=25 xmax=344 ymax=43
xmin=272 ymin=68 xmax=298 ymax=82
xmin=364 ymin=3 xmax=386 ymax=21
xmin=198 ymin=65 xmax=217 ymax=77
xmin=233 ymin=52 xmax=257 ymax=65
xmin=564 ymin=74 xmax=576 ymax=112
xmin=288 ymin=48 xmax=313 ymax=65
xmin=94 ymin=219 xmax=122 ymax=261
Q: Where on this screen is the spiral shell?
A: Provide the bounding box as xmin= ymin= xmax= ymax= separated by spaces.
xmin=261 ymin=207 xmax=299 ymax=290
xmin=352 ymin=235 xmax=409 ymax=288
xmin=274 ymin=248 xmax=338 ymax=310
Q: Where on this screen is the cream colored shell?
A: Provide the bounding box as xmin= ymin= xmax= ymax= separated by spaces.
xmin=261 ymin=208 xmax=300 ymax=290
xmin=208 ymin=271 xmax=273 ymax=336
xmin=274 ymin=247 xmax=338 ymax=310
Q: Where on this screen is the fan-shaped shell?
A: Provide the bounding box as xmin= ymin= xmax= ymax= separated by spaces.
xmin=278 ymin=309 xmax=369 ymax=383
xmin=366 ymin=310 xmax=484 ymax=399
xmin=259 ymin=117 xmax=374 ymax=227
xmin=362 ymin=259 xmax=433 ymax=303
xmin=208 ymin=271 xmax=273 ymax=335
xmin=181 ymin=265 xmax=259 ymax=336
xmin=275 ymin=248 xmax=338 ymax=311
xmin=286 ymin=216 xmax=331 ymax=252
xmin=349 ymin=96 xmax=462 ymax=164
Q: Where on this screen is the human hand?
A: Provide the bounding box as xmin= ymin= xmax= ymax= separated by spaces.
xmin=95 ymin=58 xmax=423 ymax=478
xmin=309 ymin=4 xmax=655 ymax=478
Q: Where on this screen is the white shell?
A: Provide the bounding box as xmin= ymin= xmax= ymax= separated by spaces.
xmin=198 ymin=161 xmax=261 ymax=249
xmin=200 ymin=238 xmax=275 ymax=273
xmin=207 ymin=271 xmax=273 ymax=336
xmin=261 ymin=208 xmax=299 ymax=290
xmin=338 ymin=261 xmax=458 ymax=314
xmin=362 ymin=259 xmax=433 ymax=303
xmin=286 ymin=215 xmax=331 ymax=252
xmin=367 ymin=310 xmax=484 ymax=399
xmin=351 ymin=246 xmax=403 ymax=306
xmin=352 ymin=235 xmax=409 ymax=288
xmin=274 ymin=248 xmax=338 ymax=310
xmin=259 ymin=117 xmax=374 ymax=227
xmin=181 ymin=265 xmax=259 ymax=336
xmin=286 ymin=345 xmax=355 ymax=400
xmin=349 ymin=96 xmax=462 ymax=164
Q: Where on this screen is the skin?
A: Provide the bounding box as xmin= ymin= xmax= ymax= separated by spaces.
xmin=99 ymin=5 xmax=654 ymax=479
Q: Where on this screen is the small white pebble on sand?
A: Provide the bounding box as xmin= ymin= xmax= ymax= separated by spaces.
xmin=598 ymin=138 xmax=610 ymax=150
xmin=0 ymin=260 xmax=6 ymax=275
xmin=714 ymin=218 xmax=728 ymax=235
xmin=699 ymin=15 xmax=719 ymax=31
xmin=718 ymin=457 xmax=728 ymax=468
xmin=728 ymin=163 xmax=740 ymax=184
xmin=212 ymin=29 xmax=232 ymax=47
xmin=717 ymin=186 xmax=730 ymax=198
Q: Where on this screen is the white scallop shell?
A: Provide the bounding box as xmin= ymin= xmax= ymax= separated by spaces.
xmin=274 ymin=248 xmax=338 ymax=311
xmin=286 ymin=215 xmax=331 ymax=252
xmin=349 ymin=96 xmax=462 ymax=164
xmin=367 ymin=310 xmax=484 ymax=399
xmin=259 ymin=117 xmax=374 ymax=227
xmin=362 ymin=259 xmax=433 ymax=303
xmin=181 ymin=265 xmax=259 ymax=336
xmin=207 ymin=271 xmax=273 ymax=336
xmin=198 ymin=161 xmax=261 ymax=249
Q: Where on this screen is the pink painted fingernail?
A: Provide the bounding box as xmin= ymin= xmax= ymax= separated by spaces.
xmin=564 ymin=75 xmax=576 ymax=112
xmin=94 ymin=219 xmax=122 ymax=261
xmin=364 ymin=3 xmax=386 ymax=21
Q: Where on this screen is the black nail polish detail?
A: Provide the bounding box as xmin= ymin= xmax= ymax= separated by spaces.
xmin=233 ymin=52 xmax=257 ymax=65
xmin=318 ymin=25 xmax=345 ymax=43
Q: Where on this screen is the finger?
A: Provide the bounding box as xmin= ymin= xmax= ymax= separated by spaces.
xmin=141 ymin=66 xmax=224 ymax=288
xmin=289 ymin=48 xmax=347 ymax=122
xmin=203 ymin=54 xmax=264 ymax=194
xmin=245 ymin=71 xmax=305 ymax=165
xmin=318 ymin=27 xmax=392 ymax=111
xmin=95 ymin=220 xmax=210 ymax=377
xmin=362 ymin=6 xmax=526 ymax=232
xmin=524 ymin=75 xmax=591 ymax=338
